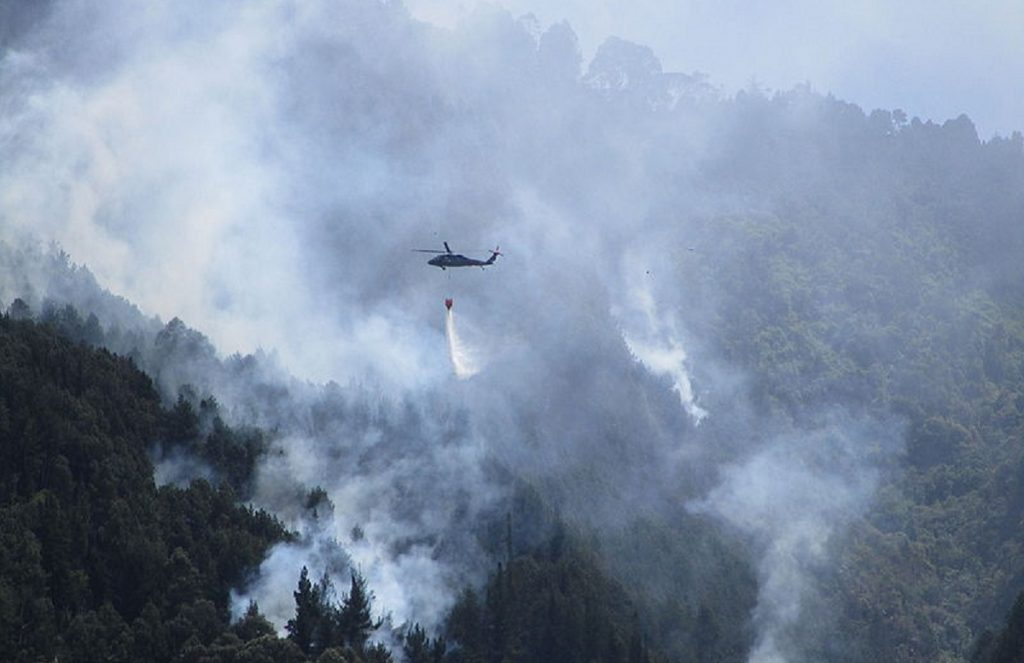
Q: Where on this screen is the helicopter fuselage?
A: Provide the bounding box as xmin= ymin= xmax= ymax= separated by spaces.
xmin=428 ymin=254 xmax=491 ymax=269
xmin=415 ymin=243 xmax=500 ymax=269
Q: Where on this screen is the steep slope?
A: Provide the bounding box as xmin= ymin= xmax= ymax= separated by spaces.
xmin=677 ymin=94 xmax=1024 ymax=661
xmin=0 ymin=314 xmax=291 ymax=661
xmin=3 ymin=3 xmax=1024 ymax=661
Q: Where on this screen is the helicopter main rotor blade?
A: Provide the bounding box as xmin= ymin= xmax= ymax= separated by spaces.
xmin=412 ymin=249 xmax=447 ymax=253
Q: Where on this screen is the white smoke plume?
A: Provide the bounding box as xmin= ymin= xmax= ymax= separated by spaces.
xmin=0 ymin=1 xmax=944 ymax=657
xmin=690 ymin=417 xmax=900 ymax=663
xmin=230 ymin=530 xmax=352 ymax=630
xmin=614 ymin=248 xmax=707 ymax=423
xmin=229 ymin=401 xmax=501 ymax=632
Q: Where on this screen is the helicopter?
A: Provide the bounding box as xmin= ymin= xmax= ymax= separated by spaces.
xmin=413 ymin=242 xmax=502 ymax=270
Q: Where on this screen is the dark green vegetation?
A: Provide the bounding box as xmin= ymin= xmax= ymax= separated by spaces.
xmin=0 ymin=313 xmax=677 ymax=662
xmin=2 ymin=70 xmax=1024 ymax=663
xmin=443 ymin=543 xmax=662 ymax=663
xmin=0 ymin=314 xmax=292 ymax=661
xmin=274 ymin=538 xmax=671 ymax=663
xmin=677 ymin=95 xmax=1024 ymax=661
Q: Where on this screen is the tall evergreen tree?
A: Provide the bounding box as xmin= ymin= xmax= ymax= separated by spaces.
xmin=233 ymin=600 xmax=275 ymax=642
xmin=286 ymin=566 xmax=318 ymax=655
xmin=338 ymin=570 xmax=380 ymax=652
xmin=405 ymin=623 xmax=446 ymax=663
xmin=313 ymin=570 xmax=340 ymax=654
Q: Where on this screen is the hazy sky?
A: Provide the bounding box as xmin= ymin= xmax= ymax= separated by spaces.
xmin=406 ymin=0 xmax=1024 ymax=139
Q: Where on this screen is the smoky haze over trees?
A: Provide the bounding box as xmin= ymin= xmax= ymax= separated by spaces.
xmin=2 ymin=1 xmax=1024 ymax=662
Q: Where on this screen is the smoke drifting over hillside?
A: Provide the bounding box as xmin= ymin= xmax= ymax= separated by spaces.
xmin=4 ymin=1 xmax=1019 ymax=660
xmin=691 ymin=417 xmax=901 ymax=663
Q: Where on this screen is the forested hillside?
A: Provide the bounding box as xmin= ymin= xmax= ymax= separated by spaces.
xmin=0 ymin=313 xmax=683 ymax=662
xmin=7 ymin=114 xmax=1024 ymax=663
xmin=0 ymin=314 xmax=293 ymax=660
xmin=4 ymin=97 xmax=1024 ymax=663
xmin=678 ymin=95 xmax=1024 ymax=662
xmin=3 ymin=2 xmax=1024 ymax=662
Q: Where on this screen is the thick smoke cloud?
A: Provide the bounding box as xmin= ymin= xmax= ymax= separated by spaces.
xmin=1 ymin=0 xmax=919 ymax=653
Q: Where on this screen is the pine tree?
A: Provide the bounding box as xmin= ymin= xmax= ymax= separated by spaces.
xmin=313 ymin=570 xmax=339 ymax=653
xmin=287 ymin=566 xmax=318 ymax=655
xmin=365 ymin=641 xmax=395 ymax=662
xmin=446 ymin=588 xmax=484 ymax=660
xmin=405 ymin=623 xmax=431 ymax=663
xmin=233 ymin=600 xmax=275 ymax=642
xmin=338 ymin=570 xmax=380 ymax=651
xmin=404 ymin=623 xmax=446 ymax=663
xmin=166 ymin=395 xmax=199 ymax=442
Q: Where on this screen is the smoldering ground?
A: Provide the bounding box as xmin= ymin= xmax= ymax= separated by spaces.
xmin=0 ymin=0 xmax=953 ymax=657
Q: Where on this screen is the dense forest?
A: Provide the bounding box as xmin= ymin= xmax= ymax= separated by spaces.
xmin=684 ymin=95 xmax=1024 ymax=662
xmin=0 ymin=313 xmax=289 ymax=661
xmin=5 ymin=108 xmax=1024 ymax=661
xmin=0 ymin=312 xmax=674 ymax=661
xmin=3 ymin=2 xmax=1024 ymax=662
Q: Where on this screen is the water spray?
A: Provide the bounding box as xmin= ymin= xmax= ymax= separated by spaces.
xmin=444 ymin=298 xmax=478 ymax=379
